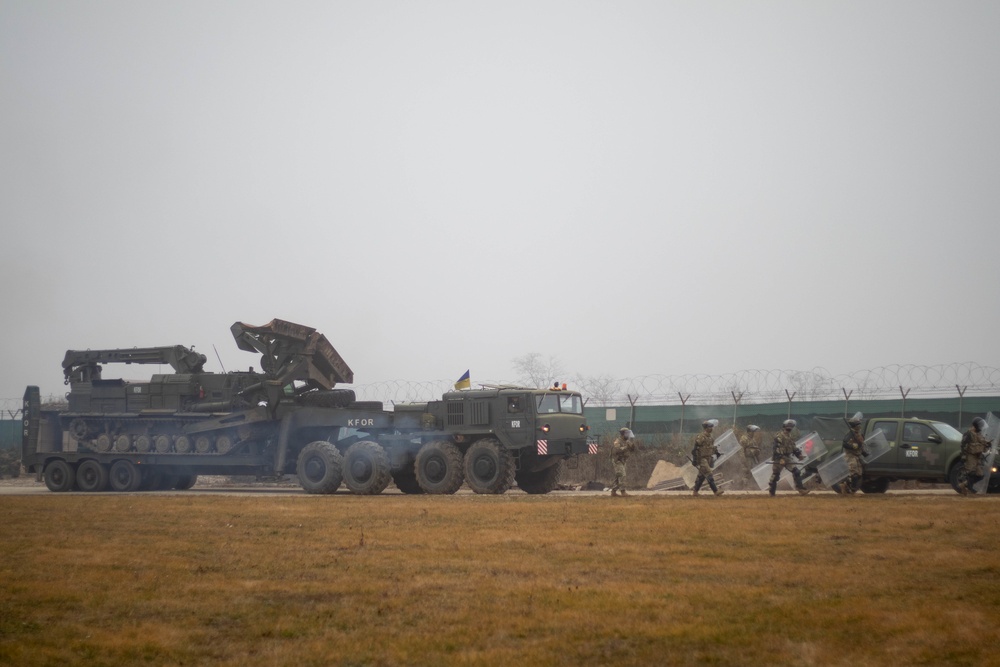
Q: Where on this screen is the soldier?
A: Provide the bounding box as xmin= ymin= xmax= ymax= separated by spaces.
xmin=769 ymin=419 xmax=809 ymax=496
xmin=740 ymin=425 xmax=762 ymax=466
xmin=958 ymin=417 xmax=992 ymax=495
xmin=610 ymin=427 xmax=636 ymax=497
xmin=840 ymin=413 xmax=869 ymax=495
xmin=691 ymin=419 xmax=724 ymax=496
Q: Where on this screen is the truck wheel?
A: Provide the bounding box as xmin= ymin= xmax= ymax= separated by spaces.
xmin=76 ymin=460 xmax=109 ymax=492
xmin=174 ymin=474 xmax=198 ymax=490
xmin=44 ymin=459 xmax=76 ymax=492
xmin=949 ymin=463 xmax=963 ymax=494
xmin=464 ymin=438 xmax=515 ymax=494
xmin=296 ymin=441 xmax=344 ymax=494
xmin=109 ymin=460 xmax=142 ymax=492
xmin=343 ymin=441 xmax=392 ymax=495
xmin=859 ymin=478 xmax=890 ymax=494
xmin=392 ymin=468 xmax=424 ymax=494
xmin=415 ymin=441 xmax=464 ymax=494
xmin=516 ymin=461 xmax=562 ymax=494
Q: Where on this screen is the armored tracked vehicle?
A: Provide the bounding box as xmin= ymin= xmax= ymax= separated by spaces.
xmin=23 ymin=319 xmax=592 ymax=495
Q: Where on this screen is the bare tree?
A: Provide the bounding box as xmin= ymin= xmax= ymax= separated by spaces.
xmin=511 ymin=353 xmax=565 ymax=389
xmin=573 ymin=373 xmax=621 ymax=406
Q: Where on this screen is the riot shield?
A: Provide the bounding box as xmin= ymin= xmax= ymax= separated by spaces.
xmin=816 ymin=431 xmax=891 ymax=489
xmin=972 ymin=412 xmax=1000 ymax=494
xmin=680 ymin=462 xmax=698 ymax=489
xmin=711 ymin=429 xmax=741 ymax=468
xmin=751 ymin=432 xmax=827 ymax=491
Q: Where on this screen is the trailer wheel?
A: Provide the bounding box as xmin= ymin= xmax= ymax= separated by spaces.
xmin=174 ymin=474 xmax=198 ymax=490
xmin=44 ymin=459 xmax=76 ymax=492
xmin=392 ymin=468 xmax=424 ymax=494
xmin=76 ymin=460 xmax=109 ymax=492
xmin=464 ymin=438 xmax=515 ymax=494
xmin=516 ymin=460 xmax=562 ymax=494
xmin=415 ymin=441 xmax=464 ymax=494
xmin=109 ymin=460 xmax=142 ymax=492
xmin=296 ymin=441 xmax=344 ymax=494
xmin=342 ymin=441 xmax=392 ymax=495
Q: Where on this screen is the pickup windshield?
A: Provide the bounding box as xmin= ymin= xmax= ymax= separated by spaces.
xmin=932 ymin=422 xmax=963 ymax=440
xmin=535 ymin=394 xmax=584 ymax=415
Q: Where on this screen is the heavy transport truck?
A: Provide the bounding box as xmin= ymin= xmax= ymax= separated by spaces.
xmin=22 ymin=319 xmax=592 ymax=495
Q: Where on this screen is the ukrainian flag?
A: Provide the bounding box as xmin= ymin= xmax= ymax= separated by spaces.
xmin=454 ymin=370 xmax=471 ymax=390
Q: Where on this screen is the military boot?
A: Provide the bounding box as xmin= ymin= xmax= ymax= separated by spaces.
xmin=768 ymin=482 xmax=777 ymax=497
xmin=620 ymin=489 xmax=629 ymax=497
xmin=611 ymin=489 xmax=618 ymax=497
xmin=708 ymin=478 xmax=723 ymax=496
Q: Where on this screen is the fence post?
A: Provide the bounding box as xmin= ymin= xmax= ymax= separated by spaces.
xmin=956 ymin=385 xmax=967 ymax=427
xmin=731 ymin=391 xmax=743 ymax=428
xmin=678 ymin=393 xmax=690 ymax=441
xmin=899 ymin=386 xmax=910 ymax=417
xmin=842 ymin=388 xmax=852 ymax=418
xmin=785 ymin=389 xmax=796 ymax=420
xmin=627 ymin=394 xmax=638 ymax=432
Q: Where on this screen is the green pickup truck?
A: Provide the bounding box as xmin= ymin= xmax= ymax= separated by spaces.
xmin=814 ymin=417 xmax=997 ymax=494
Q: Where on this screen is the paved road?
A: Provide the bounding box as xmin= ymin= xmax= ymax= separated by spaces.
xmin=0 ymin=480 xmax=969 ymax=497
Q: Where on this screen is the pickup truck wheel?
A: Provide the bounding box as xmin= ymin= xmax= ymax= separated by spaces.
xmin=464 ymin=438 xmax=515 ymax=494
xmin=343 ymin=441 xmax=392 ymax=495
xmin=415 ymin=441 xmax=464 ymax=494
xmin=76 ymin=460 xmax=109 ymax=492
xmin=296 ymin=441 xmax=344 ymax=494
xmin=860 ymin=478 xmax=890 ymax=494
xmin=109 ymin=460 xmax=142 ymax=492
xmin=44 ymin=460 xmax=76 ymax=492
xmin=392 ymin=468 xmax=424 ymax=494
xmin=516 ymin=461 xmax=562 ymax=494
xmin=949 ymin=463 xmax=963 ymax=494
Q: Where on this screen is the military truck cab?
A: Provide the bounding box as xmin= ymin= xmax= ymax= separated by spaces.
xmin=389 ymin=386 xmax=591 ymax=495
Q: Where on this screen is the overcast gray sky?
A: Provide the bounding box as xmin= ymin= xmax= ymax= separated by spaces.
xmin=2 ymin=0 xmax=998 ymax=401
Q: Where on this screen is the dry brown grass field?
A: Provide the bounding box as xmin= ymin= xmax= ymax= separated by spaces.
xmin=2 ymin=492 xmax=999 ymax=666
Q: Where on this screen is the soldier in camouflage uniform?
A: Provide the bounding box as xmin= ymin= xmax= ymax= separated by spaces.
xmin=740 ymin=425 xmax=762 ymax=466
xmin=610 ymin=427 xmax=636 ymax=497
xmin=958 ymin=417 xmax=992 ymax=495
xmin=769 ymin=419 xmax=809 ymax=496
xmin=840 ymin=414 xmax=869 ymax=495
xmin=691 ymin=419 xmax=724 ymax=496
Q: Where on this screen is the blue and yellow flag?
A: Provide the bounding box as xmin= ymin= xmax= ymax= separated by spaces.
xmin=454 ymin=370 xmax=471 ymax=390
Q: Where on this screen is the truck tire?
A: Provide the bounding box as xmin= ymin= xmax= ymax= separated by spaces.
xmin=174 ymin=474 xmax=198 ymax=490
xmin=859 ymin=478 xmax=890 ymax=494
xmin=296 ymin=441 xmax=344 ymax=494
xmin=464 ymin=438 xmax=515 ymax=494
xmin=44 ymin=459 xmax=76 ymax=492
xmin=516 ymin=461 xmax=562 ymax=494
xmin=76 ymin=460 xmax=109 ymax=492
xmin=109 ymin=460 xmax=142 ymax=492
xmin=392 ymin=468 xmax=424 ymax=494
xmin=949 ymin=462 xmax=963 ymax=494
xmin=343 ymin=441 xmax=392 ymax=495
xmin=415 ymin=441 xmax=464 ymax=494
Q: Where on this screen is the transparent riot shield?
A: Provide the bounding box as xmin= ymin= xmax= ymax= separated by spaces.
xmin=751 ymin=432 xmax=827 ymax=491
xmin=816 ymin=431 xmax=891 ymax=489
xmin=681 ymin=462 xmax=698 ymax=489
xmin=711 ymin=429 xmax=741 ymax=468
xmin=972 ymin=412 xmax=1000 ymax=494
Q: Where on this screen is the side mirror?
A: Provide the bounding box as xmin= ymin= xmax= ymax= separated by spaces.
xmin=928 ymin=433 xmax=942 ymax=444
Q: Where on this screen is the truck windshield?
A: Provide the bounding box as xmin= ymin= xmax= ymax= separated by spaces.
xmin=932 ymin=422 xmax=963 ymax=440
xmin=535 ymin=394 xmax=583 ymax=415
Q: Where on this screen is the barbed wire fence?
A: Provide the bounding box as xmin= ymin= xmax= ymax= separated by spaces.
xmin=3 ymin=363 xmax=999 ymax=419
